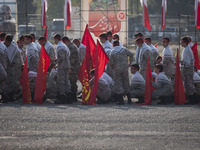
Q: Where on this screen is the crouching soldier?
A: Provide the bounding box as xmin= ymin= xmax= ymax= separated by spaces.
xmin=130 ymin=64 xmax=145 ymax=104
xmin=89 ymin=69 xmax=111 ymax=104
xmin=151 ymin=64 xmax=173 ymax=104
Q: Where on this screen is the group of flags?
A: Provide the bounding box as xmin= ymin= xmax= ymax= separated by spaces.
xmin=141 ymin=0 xmax=200 ymax=30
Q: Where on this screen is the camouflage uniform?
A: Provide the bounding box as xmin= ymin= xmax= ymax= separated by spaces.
xmin=136 ymin=43 xmax=152 ymax=79
xmin=78 ymin=43 xmax=86 ymax=65
xmin=193 ymin=72 xmax=200 ymax=96
xmin=130 ymin=71 xmax=145 ymax=98
xmin=44 ymin=41 xmax=56 ymax=60
xmin=68 ymin=43 xmax=80 ymax=94
xmin=162 ymin=46 xmax=175 ymax=87
xmin=109 ymin=46 xmax=133 ymax=95
xmin=5 ymin=43 xmax=23 ymax=94
xmin=181 ymin=45 xmax=195 ymax=96
xmin=56 ymin=41 xmax=71 ymax=95
xmin=0 ymin=42 xmax=7 ymax=93
xmin=90 ymin=76 xmax=111 ymax=102
xmin=151 ymin=72 xmax=173 ymax=99
xmin=46 ymin=69 xmax=58 ymax=99
xmin=150 ymin=44 xmax=159 ymax=68
xmin=27 ymin=42 xmax=39 ymax=72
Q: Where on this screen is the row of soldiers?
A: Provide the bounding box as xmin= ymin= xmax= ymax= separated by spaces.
xmin=0 ymin=32 xmax=86 ymax=104
xmin=0 ymin=30 xmax=200 ymax=105
xmin=93 ymin=31 xmax=200 ymax=105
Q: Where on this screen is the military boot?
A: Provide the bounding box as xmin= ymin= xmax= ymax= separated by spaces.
xmin=186 ymin=94 xmax=195 ymax=105
xmin=0 ymin=93 xmax=10 ymax=103
xmin=157 ymin=96 xmax=167 ymax=105
xmin=54 ymin=94 xmax=66 ymax=104
xmin=116 ymin=94 xmax=125 ymax=105
xmin=126 ymin=93 xmax=132 ymax=104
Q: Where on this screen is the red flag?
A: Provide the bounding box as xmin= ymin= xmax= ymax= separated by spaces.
xmin=154 ymin=43 xmax=159 ymax=48
xmin=34 ymin=45 xmax=50 ymax=104
xmin=20 ymin=57 xmax=32 ymax=104
xmin=144 ymin=56 xmax=154 ymax=105
xmin=162 ymin=0 xmax=167 ymax=30
xmin=195 ymin=0 xmax=200 ymax=29
xmin=41 ymin=0 xmax=47 ymax=28
xmin=142 ymin=0 xmax=151 ymax=31
xmin=174 ymin=48 xmax=186 ymax=105
xmin=88 ymin=40 xmax=109 ymax=103
xmin=44 ymin=26 xmax=47 ymax=39
xmin=64 ymin=0 xmax=71 ymax=29
xmin=78 ymin=24 xmax=96 ymax=105
xmin=191 ymin=42 xmax=200 ymax=70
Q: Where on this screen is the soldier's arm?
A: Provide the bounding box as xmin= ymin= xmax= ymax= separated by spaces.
xmin=70 ymin=47 xmax=79 ymax=67
xmin=48 ymin=47 xmax=56 ymax=60
xmin=151 ymin=80 xmax=162 ymax=89
xmin=125 ymin=48 xmax=134 ymax=65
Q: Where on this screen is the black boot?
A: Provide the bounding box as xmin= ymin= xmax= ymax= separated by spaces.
xmin=0 ymin=93 xmax=10 ymax=103
xmin=71 ymin=93 xmax=78 ymax=102
xmin=54 ymin=94 xmax=67 ymax=104
xmin=136 ymin=97 xmax=144 ymax=104
xmin=96 ymin=96 xmax=106 ymax=104
xmin=126 ymin=93 xmax=132 ymax=104
xmin=186 ymin=95 xmax=195 ymax=105
xmin=116 ymin=94 xmax=125 ymax=105
xmin=65 ymin=93 xmax=73 ymax=104
xmin=157 ymin=96 xmax=167 ymax=105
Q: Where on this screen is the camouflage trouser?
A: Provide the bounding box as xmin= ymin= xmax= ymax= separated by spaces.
xmin=97 ymin=81 xmax=111 ymax=101
xmin=46 ymin=70 xmax=58 ymax=98
xmin=114 ymin=69 xmax=130 ymax=94
xmin=69 ymin=71 xmax=78 ymax=94
xmin=58 ymin=68 xmax=71 ymax=95
xmin=130 ymin=90 xmax=145 ymax=98
xmin=29 ymin=57 xmax=38 ymax=72
xmin=182 ymin=66 xmax=195 ymax=96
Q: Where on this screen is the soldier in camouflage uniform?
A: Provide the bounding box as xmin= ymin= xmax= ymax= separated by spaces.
xmin=161 ymin=37 xmax=175 ymax=87
xmin=135 ymin=38 xmax=152 ymax=79
xmin=24 ymin=35 xmax=39 ymax=72
xmin=181 ymin=37 xmax=195 ymax=104
xmin=54 ymin=34 xmax=72 ymax=104
xmin=0 ymin=40 xmax=8 ymax=103
xmin=4 ymin=35 xmax=23 ymax=101
xmin=89 ymin=69 xmax=111 ymax=104
xmin=144 ymin=37 xmax=159 ymax=68
xmin=109 ymin=40 xmax=133 ymax=105
xmin=73 ymin=39 xmax=86 ymax=65
xmin=151 ymin=64 xmax=173 ymax=105
xmin=62 ymin=37 xmax=80 ymax=102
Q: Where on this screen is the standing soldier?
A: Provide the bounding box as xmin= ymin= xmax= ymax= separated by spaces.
xmin=0 ymin=39 xmax=8 ymax=103
xmin=72 ymin=39 xmax=86 ymax=65
xmin=99 ymin=33 xmax=113 ymax=56
xmin=109 ymin=40 xmax=133 ymax=105
xmin=4 ymin=35 xmax=23 ymax=101
xmin=62 ymin=37 xmax=80 ymax=102
xmin=30 ymin=33 xmax=41 ymax=55
xmin=17 ymin=35 xmax=26 ymax=63
xmin=24 ymin=34 xmax=39 ymax=72
xmin=106 ymin=31 xmax=114 ymax=44
xmin=135 ymin=37 xmax=152 ymax=78
xmin=181 ymin=37 xmax=195 ymax=104
xmin=54 ymin=34 xmax=72 ymax=104
xmin=144 ymin=37 xmax=159 ymax=68
xmin=161 ymin=37 xmax=175 ymax=86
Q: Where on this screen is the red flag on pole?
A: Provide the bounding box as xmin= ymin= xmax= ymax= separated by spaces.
xmin=162 ymin=0 xmax=167 ymax=30
xmin=154 ymin=43 xmax=159 ymax=48
xmin=143 ymin=56 xmax=154 ymax=105
xmin=78 ymin=24 xmax=96 ymax=105
xmin=195 ymin=0 xmax=200 ymax=29
xmin=191 ymin=42 xmax=200 ymax=70
xmin=20 ymin=57 xmax=32 ymax=104
xmin=64 ymin=0 xmax=71 ymax=29
xmin=88 ymin=40 xmax=109 ymax=104
xmin=41 ymin=0 xmax=47 ymax=28
xmin=44 ymin=26 xmax=47 ymax=39
xmin=174 ymin=48 xmax=186 ymax=105
xmin=34 ymin=45 xmax=51 ymax=104
xmin=141 ymin=0 xmax=151 ymax=31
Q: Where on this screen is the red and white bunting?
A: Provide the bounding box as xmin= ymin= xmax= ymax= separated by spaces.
xmin=41 ymin=0 xmax=47 ymax=28
xmin=64 ymin=0 xmax=72 ymax=30
xmin=162 ymin=0 xmax=167 ymax=30
xmin=195 ymin=0 xmax=200 ymax=29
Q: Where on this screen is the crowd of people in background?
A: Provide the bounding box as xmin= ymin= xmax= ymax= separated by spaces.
xmin=0 ymin=30 xmax=200 ymax=105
